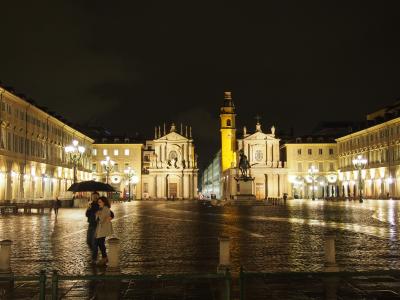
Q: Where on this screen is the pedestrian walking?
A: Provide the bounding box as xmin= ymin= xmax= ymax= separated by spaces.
xmin=86 ymin=192 xmax=100 ymax=255
xmin=54 ymin=197 xmax=62 ymax=216
xmin=93 ymin=196 xmax=114 ymax=266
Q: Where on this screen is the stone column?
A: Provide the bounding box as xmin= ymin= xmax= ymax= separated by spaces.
xmin=5 ymin=161 xmax=12 ymax=201
xmin=193 ymin=174 xmax=198 ymax=199
xmin=19 ymin=164 xmax=24 ymax=201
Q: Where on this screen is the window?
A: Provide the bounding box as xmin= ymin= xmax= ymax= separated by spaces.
xmin=114 ymin=149 xmax=119 ymax=156
xmin=92 ymin=164 xmax=97 ymax=172
xmin=308 ymin=149 xmax=312 ymax=155
xmin=329 ymin=162 xmax=334 ymax=171
xmin=319 ymin=162 xmax=324 ymax=172
xmin=144 ymin=155 xmax=150 ymax=162
xmin=143 ymin=183 xmax=149 ymax=193
xmin=297 ymin=163 xmax=302 ymax=172
xmin=103 ymin=149 xmax=108 ymax=156
xmin=318 ymin=149 xmax=323 ymax=155
xmin=114 ymin=163 xmax=119 ymax=172
xmin=297 ymin=149 xmax=302 ymax=155
xmin=92 ymin=149 xmax=97 ymax=156
xmin=124 ymin=149 xmax=130 ymax=156
xmin=329 ymin=148 xmax=334 ymax=155
xmin=226 ymin=119 xmax=231 ymax=127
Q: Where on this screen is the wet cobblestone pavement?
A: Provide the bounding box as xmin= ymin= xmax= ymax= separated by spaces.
xmin=1 ymin=199 xmax=400 ymax=298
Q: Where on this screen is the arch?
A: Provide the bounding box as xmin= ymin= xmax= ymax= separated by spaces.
xmin=226 ymin=119 xmax=231 ymax=127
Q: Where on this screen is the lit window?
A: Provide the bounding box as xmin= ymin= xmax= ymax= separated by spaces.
xmin=125 ymin=149 xmax=130 ymax=156
xmin=103 ymin=149 xmax=108 ymax=156
xmin=114 ymin=149 xmax=119 ymax=156
xmin=92 ymin=149 xmax=97 ymax=156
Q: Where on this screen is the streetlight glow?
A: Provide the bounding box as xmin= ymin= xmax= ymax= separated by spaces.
xmin=65 ymin=139 xmax=85 ymax=184
xmin=124 ymin=167 xmax=138 ymax=201
xmin=101 ymin=156 xmax=115 ymax=184
xmin=352 ymin=155 xmax=367 ymax=203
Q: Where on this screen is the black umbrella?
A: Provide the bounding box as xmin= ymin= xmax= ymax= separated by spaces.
xmin=67 ymin=180 xmax=116 ymax=192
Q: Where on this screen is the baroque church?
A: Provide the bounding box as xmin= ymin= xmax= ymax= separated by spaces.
xmin=203 ymin=92 xmax=289 ymax=200
xmin=141 ymin=123 xmax=199 ymax=199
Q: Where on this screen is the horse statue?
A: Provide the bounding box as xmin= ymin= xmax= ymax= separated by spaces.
xmin=238 ymin=150 xmax=251 ymax=178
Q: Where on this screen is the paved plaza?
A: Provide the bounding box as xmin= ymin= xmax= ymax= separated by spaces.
xmin=1 ymin=199 xmax=399 ymax=274
xmin=1 ymin=199 xmax=400 ymax=298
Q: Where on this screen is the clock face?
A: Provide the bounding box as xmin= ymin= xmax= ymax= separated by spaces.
xmin=169 ymin=150 xmax=178 ymax=160
xmin=255 ymin=150 xmax=263 ymax=162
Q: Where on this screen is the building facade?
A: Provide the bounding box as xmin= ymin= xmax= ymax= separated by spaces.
xmin=337 ymin=117 xmax=400 ymax=199
xmin=92 ymin=139 xmax=143 ymax=199
xmin=282 ymin=138 xmax=338 ymax=199
xmin=0 ymin=86 xmax=93 ymax=202
xmin=141 ymin=123 xmax=198 ymax=199
xmin=201 ymin=151 xmax=221 ymax=199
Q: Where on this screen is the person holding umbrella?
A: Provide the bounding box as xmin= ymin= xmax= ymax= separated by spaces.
xmin=86 ymin=192 xmax=100 ymax=258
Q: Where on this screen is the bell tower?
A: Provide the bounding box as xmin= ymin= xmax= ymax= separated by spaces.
xmin=220 ymin=91 xmax=236 ymax=172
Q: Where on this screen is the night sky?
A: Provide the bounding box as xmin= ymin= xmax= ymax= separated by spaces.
xmin=1 ymin=1 xmax=400 ymax=169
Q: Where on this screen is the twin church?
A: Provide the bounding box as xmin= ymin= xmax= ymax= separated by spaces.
xmin=202 ymin=92 xmax=289 ymax=200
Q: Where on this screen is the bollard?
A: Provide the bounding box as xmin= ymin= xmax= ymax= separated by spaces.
xmin=106 ymin=237 xmax=120 ymax=274
xmin=324 ymin=235 xmax=339 ymax=272
xmin=0 ymin=240 xmax=12 ymax=274
xmin=218 ymin=236 xmax=230 ymax=273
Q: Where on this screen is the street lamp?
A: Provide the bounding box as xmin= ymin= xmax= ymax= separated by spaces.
xmin=65 ymin=140 xmax=85 ymax=184
xmin=124 ymin=167 xmax=138 ymax=201
xmin=101 ymin=156 xmax=115 ymax=184
xmin=352 ymin=155 xmax=367 ymax=203
xmin=308 ymin=165 xmax=319 ymax=201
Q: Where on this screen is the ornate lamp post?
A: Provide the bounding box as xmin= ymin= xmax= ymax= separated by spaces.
xmin=308 ymin=165 xmax=319 ymax=201
xmin=124 ymin=167 xmax=139 ymax=201
xmin=65 ymin=140 xmax=85 ymax=184
xmin=101 ymin=156 xmax=115 ymax=184
xmin=352 ymin=155 xmax=367 ymax=203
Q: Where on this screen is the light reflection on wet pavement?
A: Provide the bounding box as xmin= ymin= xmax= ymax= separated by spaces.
xmin=0 ymin=199 xmax=399 ymax=275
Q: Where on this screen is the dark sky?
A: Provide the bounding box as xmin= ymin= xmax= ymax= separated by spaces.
xmin=1 ymin=1 xmax=400 ymax=169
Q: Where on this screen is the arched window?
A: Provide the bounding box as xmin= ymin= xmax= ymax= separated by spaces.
xmin=226 ymin=119 xmax=231 ymax=127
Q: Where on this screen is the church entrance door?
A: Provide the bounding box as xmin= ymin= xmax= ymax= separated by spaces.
xmin=256 ymin=183 xmax=264 ymax=200
xmin=169 ymin=183 xmax=177 ymax=199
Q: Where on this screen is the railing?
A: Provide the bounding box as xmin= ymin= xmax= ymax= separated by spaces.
xmin=0 ymin=270 xmax=231 ymax=300
xmin=238 ymin=268 xmax=400 ymax=300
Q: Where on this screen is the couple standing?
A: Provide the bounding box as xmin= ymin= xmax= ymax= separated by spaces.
xmin=86 ymin=192 xmax=114 ymax=265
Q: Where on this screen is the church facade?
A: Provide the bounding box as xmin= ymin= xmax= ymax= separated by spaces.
xmin=141 ymin=123 xmax=199 ymax=199
xmin=202 ymin=92 xmax=289 ymax=200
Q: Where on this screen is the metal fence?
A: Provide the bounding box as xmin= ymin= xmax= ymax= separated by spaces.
xmin=1 ymin=269 xmax=231 ymax=300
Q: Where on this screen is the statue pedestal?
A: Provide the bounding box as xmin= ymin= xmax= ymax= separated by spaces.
xmin=234 ymin=179 xmax=256 ymax=200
